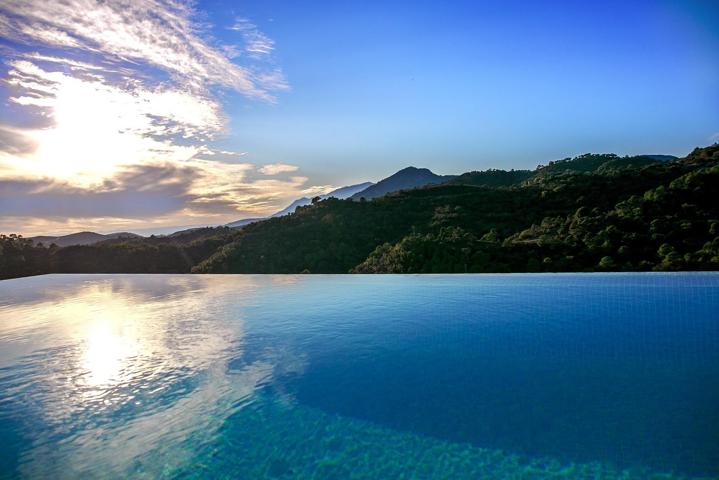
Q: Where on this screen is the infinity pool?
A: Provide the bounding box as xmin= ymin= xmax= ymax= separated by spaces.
xmin=0 ymin=273 xmax=718 ymax=479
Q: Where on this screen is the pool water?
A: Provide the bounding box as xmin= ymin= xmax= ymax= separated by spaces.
xmin=0 ymin=273 xmax=717 ymax=479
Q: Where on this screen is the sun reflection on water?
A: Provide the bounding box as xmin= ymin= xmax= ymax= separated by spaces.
xmin=81 ymin=319 xmax=137 ymax=387
xmin=0 ymin=274 xmax=306 ymax=479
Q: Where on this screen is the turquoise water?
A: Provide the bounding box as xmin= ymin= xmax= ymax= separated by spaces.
xmin=0 ymin=273 xmax=718 ymax=479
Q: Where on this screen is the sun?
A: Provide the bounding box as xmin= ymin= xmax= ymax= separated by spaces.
xmin=82 ymin=319 xmax=137 ymax=387
xmin=29 ymin=75 xmax=159 ymax=184
xmin=8 ymin=62 xmax=207 ymax=187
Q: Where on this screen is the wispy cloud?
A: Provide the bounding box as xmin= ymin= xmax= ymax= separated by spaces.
xmin=301 ymin=185 xmax=336 ymax=196
xmin=0 ymin=1 xmax=322 ymax=234
xmin=0 ymin=123 xmax=38 ymax=156
xmin=1 ymin=58 xmax=222 ymax=185
xmin=0 ymin=0 xmax=286 ymax=97
xmin=229 ymin=17 xmax=276 ymax=59
xmin=0 ymin=162 xmax=317 ymax=234
xmin=258 ymin=163 xmax=299 ymax=175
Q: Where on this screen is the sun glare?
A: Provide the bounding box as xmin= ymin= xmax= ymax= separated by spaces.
xmin=81 ymin=320 xmax=136 ymax=387
xmin=5 ymin=60 xmax=220 ymax=187
xmin=27 ymin=76 xmax=198 ymax=185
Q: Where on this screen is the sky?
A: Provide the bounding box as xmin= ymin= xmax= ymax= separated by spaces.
xmin=0 ymin=0 xmax=718 ymax=235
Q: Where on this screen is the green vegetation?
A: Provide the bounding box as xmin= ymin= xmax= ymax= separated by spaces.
xmin=2 ymin=145 xmax=718 ymax=279
xmin=448 ymin=168 xmax=533 ymax=187
xmin=0 ymin=234 xmax=58 ymax=279
xmin=196 ymin=146 xmax=718 ymax=274
xmin=0 ymin=228 xmax=237 ymax=279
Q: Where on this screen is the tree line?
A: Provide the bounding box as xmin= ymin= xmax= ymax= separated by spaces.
xmin=2 ymin=145 xmax=717 ymax=279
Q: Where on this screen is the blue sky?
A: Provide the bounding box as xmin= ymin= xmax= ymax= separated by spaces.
xmin=0 ymin=0 xmax=717 ymax=234
xmin=208 ymin=0 xmax=719 ymax=184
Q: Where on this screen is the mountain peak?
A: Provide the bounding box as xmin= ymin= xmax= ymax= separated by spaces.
xmin=394 ymin=166 xmax=433 ymax=174
xmin=28 ymin=231 xmax=141 ymax=247
xmin=227 ymin=181 xmax=374 ymax=228
xmin=350 ymin=167 xmax=454 ymax=200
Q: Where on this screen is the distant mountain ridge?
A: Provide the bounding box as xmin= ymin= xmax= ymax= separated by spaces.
xmin=30 ymin=231 xmax=141 ymax=247
xmin=192 ymin=144 xmax=719 ymax=274
xmin=449 ymin=169 xmax=534 ymax=188
xmin=272 ymin=182 xmax=375 ymax=216
xmin=24 ymin=156 xmax=680 ymax=239
xmin=227 ymin=165 xmax=456 ymax=227
xmin=350 ymin=167 xmax=455 ymax=200
xmin=319 ymin=182 xmax=375 ymax=200
xmin=5 ymin=144 xmax=718 ymax=280
xmin=226 ymin=181 xmax=373 ymax=228
xmin=640 ymin=155 xmax=677 ymax=162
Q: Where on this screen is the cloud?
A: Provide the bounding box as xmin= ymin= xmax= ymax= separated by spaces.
xmin=2 ymin=59 xmax=224 ymax=183
xmin=258 ymin=163 xmax=299 ymax=175
xmin=0 ymin=164 xmax=195 ymax=220
xmin=301 ymin=185 xmax=336 ymax=196
xmin=0 ymin=1 xmax=330 ymax=234
xmin=0 ymin=160 xmax=326 ymax=235
xmin=229 ymin=18 xmax=275 ymax=58
xmin=0 ymin=0 xmax=287 ymax=98
xmin=0 ymin=124 xmax=38 ymax=156
xmin=0 ymin=160 xmax=302 ymax=220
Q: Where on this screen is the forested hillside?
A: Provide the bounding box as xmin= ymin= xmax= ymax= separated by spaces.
xmin=0 ymin=228 xmax=237 ymax=279
xmin=195 ymin=145 xmax=718 ymax=273
xmin=2 ymin=145 xmax=717 ymax=279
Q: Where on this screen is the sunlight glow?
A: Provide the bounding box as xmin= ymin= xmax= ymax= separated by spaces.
xmin=0 ymin=58 xmax=321 ymax=233
xmin=82 ymin=320 xmax=137 ymax=387
xmin=0 ymin=0 xmax=319 ymax=234
xmin=0 ymin=276 xmax=308 ymax=478
xmin=8 ymin=61 xmax=218 ymax=185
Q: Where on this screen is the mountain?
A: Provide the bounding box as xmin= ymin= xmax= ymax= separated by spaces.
xmin=271 ymin=198 xmax=312 ymax=218
xmin=449 ymin=155 xmax=675 ymax=189
xmin=225 ymin=217 xmax=266 ymax=229
xmin=28 ymin=236 xmax=59 ymax=245
xmin=322 ymin=182 xmax=374 ymax=199
xmin=641 ymin=155 xmax=677 ymax=162
xmin=29 ymin=231 xmax=141 ymax=247
xmin=449 ymin=169 xmax=533 ymax=187
xmin=120 ymin=224 xmax=214 ymax=236
xmin=193 ymin=144 xmax=719 ymax=274
xmin=227 ymin=181 xmax=373 ymax=228
xmin=271 ymin=182 xmax=375 ymax=217
xmin=350 ymin=167 xmax=454 ymax=200
xmin=5 ymin=144 xmax=718 ymax=279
